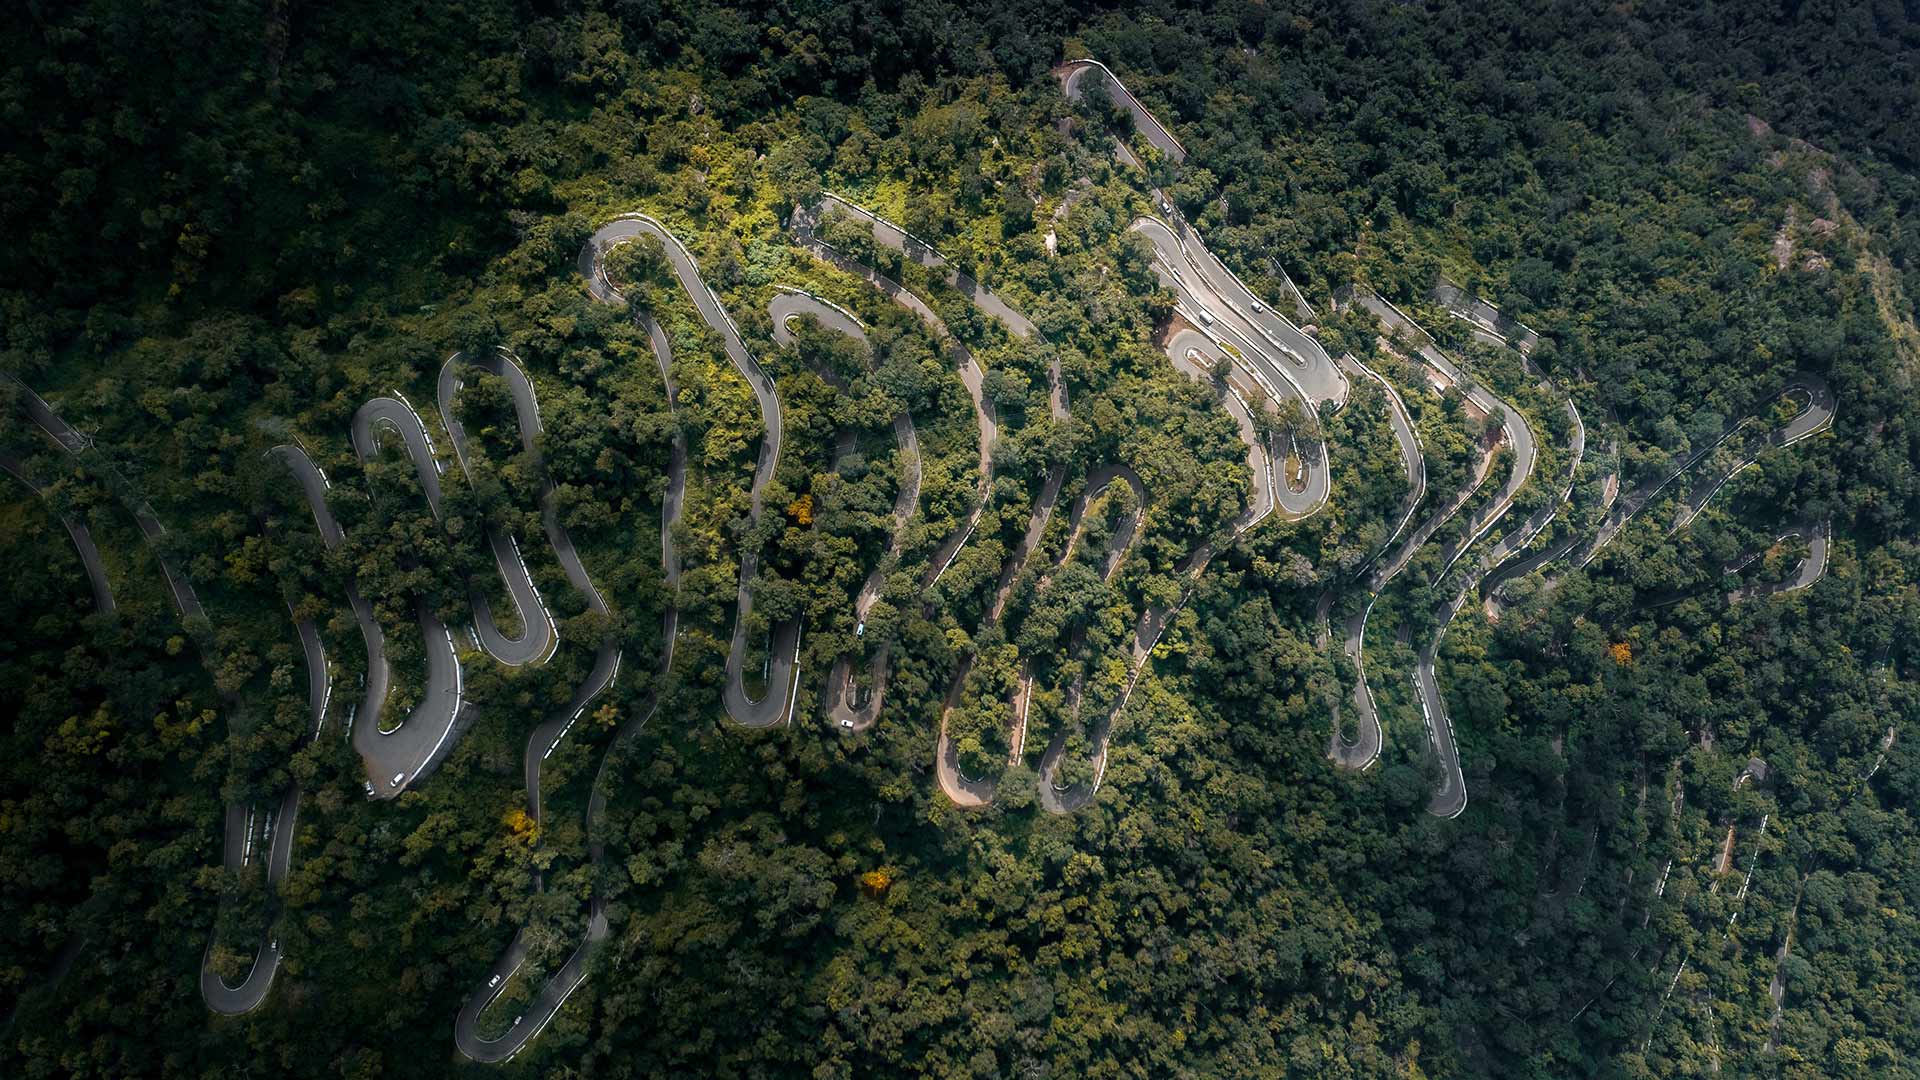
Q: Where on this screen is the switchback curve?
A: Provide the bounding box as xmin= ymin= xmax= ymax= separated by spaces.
xmin=580 ymin=214 xmax=802 ymax=729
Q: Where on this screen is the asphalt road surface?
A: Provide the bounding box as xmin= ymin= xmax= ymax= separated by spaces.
xmin=1347 ymin=287 xmax=1543 ymax=818
xmin=8 ymin=381 xmax=328 ymax=1004
xmin=200 ymin=610 xmax=326 ymax=1014
xmin=1580 ymin=375 xmax=1833 ymax=566
xmin=275 ymin=444 xmax=393 ymax=745
xmin=1482 ymin=377 xmax=1832 ymax=605
xmin=438 ymin=351 xmax=559 ymax=667
xmin=936 ymin=338 xmax=1073 ymax=807
xmin=1060 ymin=60 xmax=1345 ymax=409
xmin=1347 ymin=287 xmax=1539 ymax=578
xmin=1132 ymin=219 xmax=1333 ymax=518
xmin=1034 ymin=465 xmax=1148 ymax=813
xmin=582 ymin=214 xmax=802 ymax=728
xmin=450 ymin=245 xmax=693 ymax=1067
xmin=769 ymin=289 xmax=922 ymax=733
xmin=789 ymin=193 xmax=1087 ymax=802
xmin=808 ymin=193 xmax=1040 ymax=339
xmin=1058 ymin=59 xmax=1188 ymax=164
xmin=348 ymin=398 xmax=466 ymax=797
xmin=1320 ymin=353 xmax=1426 ymax=770
xmin=0 ymin=449 xmax=116 ymax=613
xmin=0 ymin=443 xmax=116 ymax=1021
xmin=1165 ymin=328 xmax=1276 ymax=529
xmin=789 ymin=199 xmax=999 ymax=591
xmin=13 ymin=377 xmax=203 ymax=621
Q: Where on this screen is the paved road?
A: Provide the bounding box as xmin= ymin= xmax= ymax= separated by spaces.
xmin=1483 ymin=377 xmax=1832 ymax=609
xmin=12 ymin=377 xmax=203 ymax=620
xmin=1729 ymin=520 xmax=1829 ymax=600
xmin=1058 ymin=72 xmax=1452 ymax=787
xmin=1132 ymin=217 xmax=1347 ymax=405
xmin=199 ymin=609 xmax=326 ymax=1014
xmin=1346 ymin=287 xmax=1544 ymax=818
xmin=8 ymin=380 xmax=329 ymax=1002
xmin=1636 ymin=519 xmax=1832 ymax=611
xmin=582 ymin=214 xmax=802 ymax=728
xmin=1319 ymin=352 xmax=1431 ymax=775
xmin=1060 ymin=61 xmax=1344 ymax=407
xmin=1033 ymin=465 xmax=1149 ymax=813
xmin=1133 ymin=220 xmax=1335 ymax=519
xmin=934 ymin=334 xmax=1074 ymax=806
xmin=348 ymin=399 xmax=466 ymax=797
xmin=1463 ymin=399 xmax=1588 ymax=613
xmin=1434 ymin=278 xmax=1539 ymax=355
xmin=1165 ymin=329 xmax=1275 ymax=528
xmin=0 ymin=449 xmax=116 ymax=613
xmin=1580 ymin=375 xmax=1833 ymax=567
xmin=791 ymin=194 xmax=1086 ymax=796
xmin=789 ymin=200 xmax=999 ymax=590
xmin=0 ymin=443 xmax=116 ymax=1023
xmin=438 ymin=352 xmax=558 ymax=668
xmin=1341 ymin=353 xmax=1428 ymax=570
xmin=450 ymin=250 xmax=693 ymax=1066
xmin=446 ymin=348 xmax=625 ymax=832
xmin=806 ymin=194 xmax=1040 ymax=339
xmin=936 ymin=388 xmax=1073 ymax=806
xmin=275 ymin=445 xmax=392 ymax=741
xmin=1057 ymin=59 xmax=1188 ymax=164
xmin=1347 ymin=287 xmax=1539 ymax=577
xmin=769 ymin=290 xmax=921 ymax=732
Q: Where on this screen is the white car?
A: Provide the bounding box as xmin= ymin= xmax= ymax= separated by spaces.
xmin=840 ymin=719 xmax=854 ymax=729
xmin=489 ymin=975 xmax=501 ymax=988
xmin=1160 ymin=199 xmax=1173 ymax=215
xmin=1197 ymin=308 xmax=1215 ymax=327
xmin=390 ymin=772 xmax=406 ymax=786
xmin=855 ymin=621 xmax=865 ymax=637
xmin=1250 ymin=301 xmax=1264 ymax=313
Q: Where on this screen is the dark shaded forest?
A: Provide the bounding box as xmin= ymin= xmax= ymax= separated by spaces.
xmin=3 ymin=1 xmax=1919 ymax=1077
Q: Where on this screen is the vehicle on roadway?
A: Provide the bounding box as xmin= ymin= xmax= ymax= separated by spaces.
xmin=1250 ymin=300 xmax=1263 ymax=313
xmin=841 ymin=718 xmax=854 ymax=729
xmin=1197 ymin=308 xmax=1215 ymax=327
xmin=390 ymin=772 xmax=405 ymax=786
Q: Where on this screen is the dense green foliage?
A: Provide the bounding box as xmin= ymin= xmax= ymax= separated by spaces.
xmin=3 ymin=2 xmax=1919 ymax=1078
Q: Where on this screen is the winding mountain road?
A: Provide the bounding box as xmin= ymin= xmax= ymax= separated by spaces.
xmin=7 ymin=379 xmax=323 ymax=1009
xmin=199 ymin=605 xmax=326 ymax=1014
xmin=451 ymin=237 xmax=691 ymax=1065
xmin=1341 ymin=286 xmax=1543 ymax=817
xmin=438 ymin=352 xmax=558 ymax=668
xmin=348 ymin=398 xmax=466 ymax=796
xmin=11 ymin=377 xmax=202 ymax=621
xmin=581 ymin=214 xmax=802 ymax=728
xmin=1164 ymin=328 xmax=1276 ymax=529
xmin=1034 ymin=465 xmax=1149 ymax=813
xmin=768 ymin=289 xmax=922 ymax=732
xmin=1583 ymin=376 xmax=1833 ymax=566
xmin=0 ymin=448 xmax=116 ymax=613
xmin=1058 ymin=58 xmax=1188 ymax=164
xmin=1319 ymin=353 xmax=1428 ymax=771
xmin=0 ymin=438 xmax=118 ymax=1023
xmin=790 ymin=199 xmax=999 ymax=590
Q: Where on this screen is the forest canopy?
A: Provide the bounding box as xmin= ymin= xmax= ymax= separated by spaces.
xmin=3 ymin=2 xmax=1919 ymax=1078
